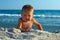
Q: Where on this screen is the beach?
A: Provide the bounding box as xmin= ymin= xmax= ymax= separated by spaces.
xmin=0 ymin=10 xmax=60 ymax=40
xmin=0 ymin=28 xmax=60 ymax=40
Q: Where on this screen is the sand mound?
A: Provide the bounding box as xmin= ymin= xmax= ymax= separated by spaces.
xmin=0 ymin=28 xmax=60 ymax=40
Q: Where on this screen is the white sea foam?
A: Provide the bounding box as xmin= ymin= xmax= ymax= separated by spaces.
xmin=0 ymin=28 xmax=60 ymax=40
xmin=0 ymin=14 xmax=60 ymax=18
xmin=0 ymin=14 xmax=20 ymax=16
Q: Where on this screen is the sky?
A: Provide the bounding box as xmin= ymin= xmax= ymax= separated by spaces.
xmin=0 ymin=0 xmax=60 ymax=10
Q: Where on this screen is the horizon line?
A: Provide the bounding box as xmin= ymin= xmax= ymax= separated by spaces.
xmin=0 ymin=9 xmax=60 ymax=10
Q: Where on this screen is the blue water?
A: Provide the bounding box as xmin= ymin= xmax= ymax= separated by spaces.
xmin=0 ymin=10 xmax=60 ymax=32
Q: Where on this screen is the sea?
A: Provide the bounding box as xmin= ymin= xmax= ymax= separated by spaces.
xmin=0 ymin=10 xmax=60 ymax=32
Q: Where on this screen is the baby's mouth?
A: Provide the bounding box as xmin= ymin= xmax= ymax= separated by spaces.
xmin=26 ymin=19 xmax=29 ymax=21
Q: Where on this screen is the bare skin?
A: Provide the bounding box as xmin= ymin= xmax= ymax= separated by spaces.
xmin=18 ymin=9 xmax=43 ymax=32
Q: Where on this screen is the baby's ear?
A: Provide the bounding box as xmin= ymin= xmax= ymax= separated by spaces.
xmin=32 ymin=13 xmax=34 ymax=16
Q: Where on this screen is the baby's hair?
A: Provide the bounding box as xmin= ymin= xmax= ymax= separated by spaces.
xmin=22 ymin=4 xmax=33 ymax=11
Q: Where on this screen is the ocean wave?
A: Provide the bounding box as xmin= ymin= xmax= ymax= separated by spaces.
xmin=0 ymin=14 xmax=60 ymax=18
xmin=34 ymin=14 xmax=60 ymax=18
xmin=0 ymin=14 xmax=20 ymax=16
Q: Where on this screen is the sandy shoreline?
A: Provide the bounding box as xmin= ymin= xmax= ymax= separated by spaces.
xmin=0 ymin=28 xmax=60 ymax=40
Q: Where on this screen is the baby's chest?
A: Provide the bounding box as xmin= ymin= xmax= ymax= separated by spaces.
xmin=22 ymin=22 xmax=32 ymax=27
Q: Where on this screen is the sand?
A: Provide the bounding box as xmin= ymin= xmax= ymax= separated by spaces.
xmin=0 ymin=27 xmax=60 ymax=40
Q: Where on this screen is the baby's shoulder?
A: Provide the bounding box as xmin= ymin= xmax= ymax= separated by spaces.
xmin=32 ymin=18 xmax=35 ymax=21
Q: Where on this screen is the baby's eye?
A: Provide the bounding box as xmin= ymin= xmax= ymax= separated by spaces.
xmin=28 ymin=15 xmax=30 ymax=16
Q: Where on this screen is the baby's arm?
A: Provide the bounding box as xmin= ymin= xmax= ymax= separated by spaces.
xmin=18 ymin=18 xmax=22 ymax=29
xmin=18 ymin=18 xmax=25 ymax=31
xmin=33 ymin=18 xmax=43 ymax=31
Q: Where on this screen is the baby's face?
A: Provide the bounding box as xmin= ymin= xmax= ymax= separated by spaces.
xmin=21 ymin=9 xmax=33 ymax=22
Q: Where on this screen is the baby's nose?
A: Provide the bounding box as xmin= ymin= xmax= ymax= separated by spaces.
xmin=26 ymin=16 xmax=29 ymax=19
xmin=26 ymin=17 xmax=29 ymax=20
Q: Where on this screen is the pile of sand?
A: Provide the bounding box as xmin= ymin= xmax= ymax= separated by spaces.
xmin=0 ymin=28 xmax=60 ymax=40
